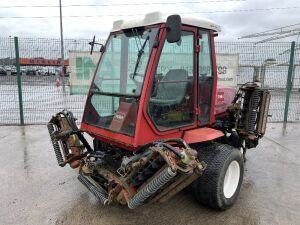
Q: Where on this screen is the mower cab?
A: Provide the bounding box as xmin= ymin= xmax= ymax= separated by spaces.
xmin=81 ymin=12 xmax=224 ymax=150
xmin=47 ymin=12 xmax=270 ymax=210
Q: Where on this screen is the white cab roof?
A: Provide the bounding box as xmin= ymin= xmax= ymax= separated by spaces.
xmin=112 ymin=12 xmax=221 ymax=32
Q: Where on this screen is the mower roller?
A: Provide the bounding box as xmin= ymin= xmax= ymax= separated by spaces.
xmin=48 ymin=12 xmax=270 ymax=210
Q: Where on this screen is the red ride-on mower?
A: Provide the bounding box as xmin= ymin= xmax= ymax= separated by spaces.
xmin=47 ymin=12 xmax=270 ymax=210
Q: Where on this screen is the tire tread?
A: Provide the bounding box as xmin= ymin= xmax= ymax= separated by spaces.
xmin=192 ymin=142 xmax=243 ymax=210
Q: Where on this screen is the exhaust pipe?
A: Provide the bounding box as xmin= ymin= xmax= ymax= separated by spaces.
xmin=128 ymin=167 xmax=177 ymax=209
xmin=78 ymin=174 xmax=109 ymax=205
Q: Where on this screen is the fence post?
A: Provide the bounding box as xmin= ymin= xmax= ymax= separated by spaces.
xmin=283 ymin=41 xmax=295 ymax=123
xmin=14 ymin=36 xmax=24 ymax=125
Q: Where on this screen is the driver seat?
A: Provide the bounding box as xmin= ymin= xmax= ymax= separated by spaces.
xmin=150 ymin=69 xmax=189 ymax=106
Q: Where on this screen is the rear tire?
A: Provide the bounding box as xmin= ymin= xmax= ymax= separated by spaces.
xmin=192 ymin=142 xmax=244 ymax=210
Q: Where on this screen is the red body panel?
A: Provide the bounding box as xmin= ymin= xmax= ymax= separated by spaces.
xmin=81 ymin=123 xmax=135 ymax=149
xmin=183 ymin=127 xmax=224 ymax=144
xmin=215 ymin=86 xmax=236 ymax=115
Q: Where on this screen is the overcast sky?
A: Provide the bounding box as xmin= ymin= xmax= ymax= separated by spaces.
xmin=0 ymin=0 xmax=299 ymax=42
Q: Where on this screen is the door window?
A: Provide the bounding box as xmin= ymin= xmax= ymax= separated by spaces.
xmin=198 ymin=30 xmax=213 ymax=125
xmin=148 ymin=31 xmax=195 ymax=131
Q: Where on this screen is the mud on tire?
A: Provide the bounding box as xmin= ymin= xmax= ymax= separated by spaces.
xmin=192 ymin=142 xmax=244 ymax=210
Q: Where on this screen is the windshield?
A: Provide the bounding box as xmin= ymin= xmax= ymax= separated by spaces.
xmin=83 ymin=27 xmax=159 ymax=136
xmin=92 ymin=27 xmax=159 ymax=96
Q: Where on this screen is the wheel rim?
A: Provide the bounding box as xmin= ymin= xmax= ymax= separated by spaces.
xmin=223 ymin=160 xmax=240 ymax=198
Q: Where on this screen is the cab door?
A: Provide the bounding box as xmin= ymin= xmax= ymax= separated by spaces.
xmin=198 ymin=29 xmax=215 ymax=125
xmin=147 ymin=26 xmax=198 ymax=132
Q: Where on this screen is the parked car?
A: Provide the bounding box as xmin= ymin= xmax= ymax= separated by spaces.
xmin=0 ymin=68 xmax=7 ymax=76
xmin=26 ymin=69 xmax=38 ymax=76
xmin=21 ymin=68 xmax=26 ymax=75
xmin=5 ymin=66 xmax=11 ymax=74
xmin=63 ymin=71 xmax=70 ymax=77
xmin=39 ymin=67 xmax=52 ymax=76
xmin=38 ymin=70 xmax=45 ymax=76
xmin=44 ymin=67 xmax=57 ymax=76
xmin=11 ymin=67 xmax=17 ymax=75
xmin=45 ymin=71 xmax=56 ymax=76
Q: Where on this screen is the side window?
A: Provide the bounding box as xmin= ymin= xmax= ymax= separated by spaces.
xmin=148 ymin=31 xmax=195 ymax=131
xmin=198 ymin=30 xmax=213 ymax=125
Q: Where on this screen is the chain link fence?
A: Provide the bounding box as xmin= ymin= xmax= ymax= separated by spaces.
xmin=216 ymin=42 xmax=300 ymax=122
xmin=0 ymin=37 xmax=299 ymax=125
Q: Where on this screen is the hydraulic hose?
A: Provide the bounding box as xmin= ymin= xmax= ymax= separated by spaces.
xmin=135 ymin=139 xmax=187 ymax=160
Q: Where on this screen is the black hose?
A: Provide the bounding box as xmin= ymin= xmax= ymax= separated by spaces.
xmin=135 ymin=139 xmax=186 ymax=159
xmin=159 ymin=143 xmax=183 ymax=159
xmin=161 ymin=138 xmax=190 ymax=149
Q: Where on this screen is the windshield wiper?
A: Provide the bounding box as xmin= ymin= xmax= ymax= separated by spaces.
xmin=132 ymin=35 xmax=149 ymax=79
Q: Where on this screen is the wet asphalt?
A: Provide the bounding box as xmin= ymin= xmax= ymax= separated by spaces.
xmin=0 ymin=123 xmax=299 ymax=225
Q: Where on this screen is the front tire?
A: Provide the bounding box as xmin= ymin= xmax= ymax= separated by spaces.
xmin=192 ymin=142 xmax=244 ymax=210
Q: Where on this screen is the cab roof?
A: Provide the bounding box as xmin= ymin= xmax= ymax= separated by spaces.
xmin=112 ymin=12 xmax=221 ymax=32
